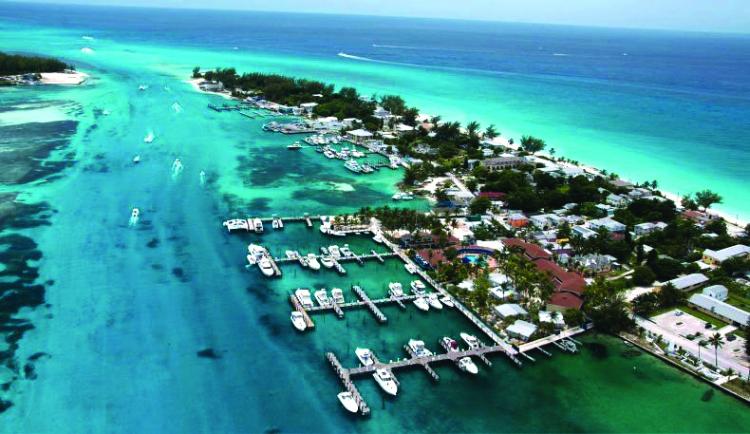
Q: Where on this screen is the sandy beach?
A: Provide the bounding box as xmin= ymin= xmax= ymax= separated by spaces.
xmin=39 ymin=70 xmax=88 ymax=85
xmin=186 ymin=77 xmax=233 ymax=100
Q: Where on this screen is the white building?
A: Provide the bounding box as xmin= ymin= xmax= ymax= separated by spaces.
xmin=494 ymin=303 xmax=528 ymax=319
xmin=346 ymin=129 xmax=374 ymax=144
xmin=572 ymin=225 xmax=597 ymax=239
xmin=539 ymin=310 xmax=565 ymax=328
xmin=663 ymin=273 xmax=709 ymax=292
xmin=702 ymin=284 xmax=729 ymax=301
xmin=506 ymin=320 xmax=538 ymax=341
xmin=688 ymin=293 xmax=749 ymax=326
xmin=588 ymin=217 xmax=627 ymax=233
xmin=702 ymin=244 xmax=750 ymax=265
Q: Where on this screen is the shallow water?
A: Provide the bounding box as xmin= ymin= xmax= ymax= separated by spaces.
xmin=1 ymin=5 xmax=749 ymax=433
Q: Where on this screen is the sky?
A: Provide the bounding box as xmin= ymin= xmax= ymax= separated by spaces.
xmin=12 ymin=0 xmax=750 ymax=33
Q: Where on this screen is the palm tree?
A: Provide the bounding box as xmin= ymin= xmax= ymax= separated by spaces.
xmin=484 ymin=124 xmax=498 ymax=139
xmin=708 ymin=333 xmax=724 ymax=368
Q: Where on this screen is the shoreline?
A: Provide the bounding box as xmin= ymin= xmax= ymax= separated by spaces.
xmin=186 ymin=77 xmax=233 ymax=100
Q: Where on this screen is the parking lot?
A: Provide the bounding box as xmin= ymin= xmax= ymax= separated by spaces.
xmin=652 ymin=309 xmax=714 ymax=339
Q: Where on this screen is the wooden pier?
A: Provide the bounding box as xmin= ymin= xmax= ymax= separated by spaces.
xmin=326 ymin=353 xmax=370 ymax=416
xmin=288 ymin=294 xmax=315 ymax=329
xmin=352 ymin=285 xmax=387 ymax=323
xmin=403 ymin=344 xmax=440 ymax=381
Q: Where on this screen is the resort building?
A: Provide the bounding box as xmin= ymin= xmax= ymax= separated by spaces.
xmin=493 ymin=303 xmax=528 ymax=319
xmin=702 ymin=244 xmax=750 ymax=265
xmin=662 ymin=273 xmax=709 ymax=292
xmin=346 ymin=129 xmax=374 ymax=144
xmin=702 ymin=284 xmax=729 ymax=301
xmin=502 ymin=238 xmax=552 ymax=261
xmin=481 ymin=155 xmax=526 ymax=172
xmin=199 ymin=80 xmax=224 ymax=92
xmin=506 ymin=320 xmax=537 ymax=341
xmin=539 ymin=310 xmax=566 ymax=329
xmin=688 ymin=293 xmax=750 ymax=326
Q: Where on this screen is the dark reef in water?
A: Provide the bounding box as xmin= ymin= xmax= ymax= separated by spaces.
xmin=0 ymin=120 xmax=77 ymax=185
xmin=197 ymin=348 xmax=221 ymax=359
xmin=584 ymin=341 xmax=609 ymax=359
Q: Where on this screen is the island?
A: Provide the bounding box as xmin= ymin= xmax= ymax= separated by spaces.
xmin=0 ymin=51 xmax=86 ymax=85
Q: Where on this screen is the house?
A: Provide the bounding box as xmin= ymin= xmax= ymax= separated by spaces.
xmin=606 ymin=193 xmax=629 ymax=206
xmin=299 ymin=102 xmax=318 ymax=114
xmin=702 ymin=284 xmax=729 ymax=301
xmin=595 ymin=203 xmax=616 ymax=216
xmin=573 ymin=254 xmax=618 ymax=273
xmin=633 ymin=222 xmax=667 ymax=238
xmin=346 ymin=129 xmax=374 ymax=144
xmin=587 ymin=217 xmax=627 ymax=234
xmin=530 ymin=214 xmax=563 ymax=229
xmin=490 ymin=287 xmax=517 ymax=301
xmin=493 ymin=303 xmax=528 ymax=319
xmin=539 ymin=310 xmax=565 ymax=329
xmin=702 ymin=244 xmax=750 ymax=265
xmin=663 ymin=273 xmax=709 ymax=292
xmin=548 ymin=292 xmax=584 ymax=311
xmin=534 ymin=259 xmax=587 ymax=295
xmin=508 ymin=213 xmax=529 ymax=228
xmin=506 ymin=320 xmax=537 ymax=341
xmin=682 ymin=210 xmax=719 ymax=226
xmin=199 ymin=80 xmax=224 ymax=92
xmin=572 ymin=225 xmax=597 ymax=239
xmin=481 ymin=155 xmax=526 ymax=172
xmin=688 ymin=293 xmax=749 ymax=326
xmin=478 ymin=191 xmax=506 ymax=202
xmin=372 ymin=106 xmax=393 ymax=120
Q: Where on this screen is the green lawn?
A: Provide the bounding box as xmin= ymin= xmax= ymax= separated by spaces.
xmin=679 ymin=305 xmax=728 ymax=328
xmin=725 ymin=291 xmax=750 ymax=311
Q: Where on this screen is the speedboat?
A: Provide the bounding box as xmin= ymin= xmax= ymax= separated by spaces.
xmin=372 ymin=368 xmax=398 ymax=396
xmin=314 ymin=289 xmax=330 ymax=307
xmin=427 ymin=293 xmax=443 ymax=310
xmin=258 ymin=257 xmax=275 ymax=277
xmin=405 ymin=263 xmax=418 ymax=274
xmin=331 ymin=288 xmax=345 ymax=304
xmin=340 ymin=245 xmax=353 ymax=257
xmin=287 ymin=141 xmax=302 ymax=150
xmin=132 ymin=155 xmax=141 ymax=164
xmin=246 ymin=244 xmax=266 ymax=265
xmin=129 ymin=208 xmax=140 ymax=226
xmin=458 ymin=357 xmax=479 ymax=375
xmin=138 ymin=84 xmax=148 ymax=91
xmin=441 ymin=337 xmax=460 ymax=352
xmin=290 ymin=311 xmax=307 ymax=331
xmin=410 ymin=280 xmax=426 ymax=295
xmin=461 ymin=332 xmax=481 ymax=350
xmin=143 ymin=132 xmax=154 ymax=143
xmin=388 ymin=282 xmax=404 ymax=298
xmin=440 ymin=296 xmax=455 ymax=308
xmin=408 ymin=339 xmax=433 ymax=357
xmin=337 ymin=392 xmax=359 ymax=413
xmin=328 ymin=245 xmax=341 ymax=259
xmin=320 ymin=255 xmax=335 ymax=268
xmin=355 ymin=348 xmax=374 ymax=367
xmin=413 ymin=297 xmax=430 ymax=312
xmin=306 ymin=253 xmax=321 ymax=271
xmin=295 ymin=289 xmax=314 ymax=309
xmin=253 ymin=218 xmax=264 ymax=233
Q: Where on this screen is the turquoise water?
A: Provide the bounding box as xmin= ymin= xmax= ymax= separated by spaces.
xmin=1 ymin=5 xmax=750 ymax=433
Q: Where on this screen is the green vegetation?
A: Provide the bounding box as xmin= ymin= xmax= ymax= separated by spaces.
xmin=0 ymin=51 xmax=71 ymax=76
xmin=520 ymin=135 xmax=546 ymax=154
xmin=631 ymin=283 xmax=686 ymax=316
xmin=584 ymin=278 xmax=634 ymax=334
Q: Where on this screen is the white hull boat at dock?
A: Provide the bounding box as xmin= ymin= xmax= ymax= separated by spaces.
xmin=307 ymin=254 xmax=321 ymax=271
xmin=427 ymin=293 xmax=443 ymax=309
xmin=413 ymin=297 xmax=430 ymax=311
xmin=331 ymin=287 xmax=345 ymax=304
xmin=458 ymin=356 xmax=479 ymax=375
xmin=295 ymin=289 xmax=314 ymax=309
xmin=337 ymin=392 xmax=359 ymax=413
xmin=388 ymin=282 xmax=404 ymax=298
xmin=290 ymin=311 xmax=307 ymax=331
xmin=373 ymin=368 xmax=398 ymax=396
xmin=355 ymin=348 xmax=374 ymax=367
xmin=461 ymin=332 xmax=481 ymax=350
xmin=314 ymin=289 xmax=331 ymax=307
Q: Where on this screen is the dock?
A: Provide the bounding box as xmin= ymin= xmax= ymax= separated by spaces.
xmin=403 ymin=344 xmax=440 ymax=381
xmin=302 ymin=286 xmax=416 ymax=323
xmin=326 ymin=353 xmax=370 ymax=416
xmin=288 ymin=294 xmax=315 ymax=329
xmin=352 ymin=285 xmax=387 ymax=323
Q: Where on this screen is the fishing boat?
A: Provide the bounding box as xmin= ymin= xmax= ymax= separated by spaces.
xmin=355 ymin=348 xmax=374 ymax=366
xmin=314 ymin=288 xmax=330 ymax=307
xmin=441 ymin=337 xmax=460 ymax=352
xmin=460 ymin=332 xmax=481 ymax=350
xmin=132 ymin=154 xmax=141 ymax=164
xmin=427 ymin=293 xmax=443 ymax=309
xmin=458 ymin=357 xmax=479 ymax=374
xmin=413 ymin=297 xmax=430 ymax=311
xmin=410 ymin=280 xmax=426 ymax=295
xmin=258 ymin=256 xmax=275 ymax=277
xmin=440 ymin=296 xmax=455 ymax=308
xmin=331 ymin=287 xmax=345 ymax=304
xmin=246 ymin=244 xmax=266 ymax=265
xmin=372 ymin=368 xmax=398 ymax=396
xmin=143 ymin=132 xmax=154 ymax=143
xmin=290 ymin=311 xmax=307 ymax=331
xmin=388 ymin=282 xmax=404 ymax=298
xmin=306 ymin=253 xmax=321 ymax=271
xmin=404 ymin=263 xmax=418 ymax=274
xmin=287 ymin=141 xmax=302 ymax=150
xmin=337 ymin=392 xmax=359 ymax=413
xmin=408 ymin=339 xmax=433 ymax=357
xmin=295 ymin=289 xmax=314 ymax=309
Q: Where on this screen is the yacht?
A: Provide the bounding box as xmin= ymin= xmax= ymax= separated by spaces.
xmin=404 ymin=263 xmax=418 ymax=274
xmin=295 ymin=289 xmax=314 ymax=309
xmin=328 ymin=245 xmax=342 ymax=259
xmin=440 ymin=296 xmax=455 ymax=308
xmin=427 ymin=293 xmax=443 ymax=310
xmin=337 ymin=392 xmax=359 ymax=413
xmin=360 ymin=164 xmax=375 ymax=174
xmin=253 ymin=218 xmax=264 ymax=233
xmin=290 ymin=311 xmax=307 ymax=331
xmin=460 ymin=332 xmax=481 ymax=350
xmin=388 ymin=282 xmax=404 ymax=298
xmin=458 ymin=357 xmax=479 ymax=375
xmin=372 ymin=368 xmax=398 ymax=396
xmin=331 ymin=288 xmax=345 ymax=304
xmin=323 ymin=149 xmax=336 ymax=159
xmin=410 ymin=280 xmax=426 ymax=295
xmin=320 ymin=255 xmax=335 ymax=268
xmin=143 ymin=132 xmax=154 ymax=143
xmin=355 ymin=348 xmax=374 ymax=367
xmin=258 ymin=257 xmax=275 ymax=277
xmin=408 ymin=339 xmax=433 ymax=357
xmin=132 ymin=154 xmax=141 ymax=164
xmin=344 ymin=159 xmax=362 ymax=173
xmin=246 ymin=244 xmax=266 ymax=265
xmin=441 ymin=337 xmax=460 ymax=352
xmin=413 ymin=297 xmax=430 ymax=312
xmin=306 ymin=253 xmax=321 ymax=271
xmin=287 ymin=141 xmax=302 ymax=150
xmin=340 ymin=245 xmax=353 ymax=257
xmin=314 ymin=289 xmax=331 ymax=307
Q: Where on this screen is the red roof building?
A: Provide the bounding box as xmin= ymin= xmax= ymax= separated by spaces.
xmin=502 ymin=238 xmax=552 ymax=260
xmin=478 ymin=191 xmax=506 ymax=201
xmin=548 ymin=292 xmax=584 ymax=310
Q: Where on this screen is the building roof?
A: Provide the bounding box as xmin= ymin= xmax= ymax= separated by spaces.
xmin=703 ymin=244 xmax=750 ymax=262
xmin=548 ymin=292 xmax=584 ymax=310
xmin=703 ymin=284 xmax=728 ymax=299
xmin=506 ymin=320 xmax=537 ymax=339
xmin=502 ymin=238 xmax=551 ymax=260
xmin=478 ymin=191 xmax=506 ymax=200
xmin=665 ymin=273 xmax=709 ymax=290
xmin=494 ymin=303 xmax=528 ymax=318
xmin=688 ymin=293 xmax=749 ymax=325
xmin=535 ymin=259 xmax=587 ymax=295
xmin=539 ymin=310 xmax=566 ymax=326
xmin=347 ymin=128 xmax=373 ymax=137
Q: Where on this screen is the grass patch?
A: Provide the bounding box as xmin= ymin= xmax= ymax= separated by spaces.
xmin=725 ymin=292 xmax=750 ymax=311
xmin=723 ymin=378 xmax=750 ymax=399
xmin=679 ymin=305 xmax=728 ymax=328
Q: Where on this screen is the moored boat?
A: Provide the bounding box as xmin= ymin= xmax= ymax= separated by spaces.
xmin=408 ymin=339 xmax=433 ymax=357
xmin=404 ymin=263 xmax=418 ymax=274
xmin=441 ymin=336 xmax=460 ymax=352
xmin=320 ymin=255 xmax=335 ymax=268
xmin=314 ymin=288 xmax=330 ymax=307
xmin=258 ymin=257 xmax=275 ymax=277
xmin=295 ymin=289 xmax=314 ymax=309
xmin=337 ymin=392 xmax=359 ymax=413
xmin=307 ymin=253 xmax=321 ymax=271
xmin=458 ymin=356 xmax=479 ymax=374
xmin=440 ymin=296 xmax=455 ymax=308
xmin=427 ymin=293 xmax=443 ymax=309
xmin=413 ymin=296 xmax=430 ymax=311
xmin=461 ymin=332 xmax=481 ymax=350
xmin=372 ymin=368 xmax=398 ymax=396
xmin=331 ymin=287 xmax=345 ymax=304
xmin=388 ymin=282 xmax=404 ymax=298
xmin=290 ymin=311 xmax=307 ymax=331
xmin=355 ymin=347 xmax=374 ymax=366
xmin=410 ymin=280 xmax=426 ymax=295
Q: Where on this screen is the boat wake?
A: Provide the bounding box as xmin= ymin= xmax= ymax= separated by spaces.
xmin=337 ymin=52 xmax=375 ymax=62
xmin=80 ymin=47 xmax=95 ymax=55
xmin=552 ymin=53 xmax=570 ymax=56
xmin=81 ymin=35 xmax=95 ymax=41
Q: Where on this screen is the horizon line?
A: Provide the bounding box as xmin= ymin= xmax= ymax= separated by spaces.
xmin=5 ymin=0 xmax=750 ymax=36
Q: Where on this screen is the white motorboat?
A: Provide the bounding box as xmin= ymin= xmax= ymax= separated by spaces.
xmin=372 ymin=368 xmax=398 ymax=396
xmin=337 ymin=392 xmax=359 ymax=413
xmin=331 ymin=287 xmax=345 ymax=304
xmin=388 ymin=282 xmax=404 ymax=298
xmin=373 ymin=233 xmax=384 ymax=244
xmin=314 ymin=289 xmax=330 ymax=307
xmin=458 ymin=357 xmax=479 ymax=374
xmin=285 ymin=250 xmax=299 ymax=260
xmin=404 ymin=263 xmax=418 ymax=274
xmin=307 ymin=253 xmax=321 ymax=271
xmin=320 ymin=246 xmax=329 ymax=255
xmin=413 ymin=297 xmax=430 ymax=311
xmin=129 ymin=207 xmax=140 ymax=226
xmin=132 ymin=154 xmax=141 ymax=164
xmin=461 ymin=332 xmax=481 ymax=350
xmin=328 ymin=245 xmax=341 ymax=259
xmin=410 ymin=280 xmax=426 ymax=295
xmin=441 ymin=337 xmax=460 ymax=352
xmin=355 ymin=347 xmax=374 ymax=366
xmin=295 ymin=289 xmax=314 ymax=309
xmin=427 ymin=293 xmax=443 ymax=310
xmin=287 ymin=141 xmax=302 ymax=150
xmin=199 ymin=170 xmax=207 ymax=186
xmin=320 ymin=255 xmax=335 ymax=268
xmin=272 ymin=217 xmax=281 ymax=229
xmin=298 ymin=255 xmax=309 ymax=267
xmin=290 ymin=311 xmax=307 ymax=331
xmin=143 ymin=131 xmax=154 ymax=143
xmin=440 ymin=296 xmax=455 ymax=308
xmin=246 ymin=244 xmax=266 ymax=265
xmin=253 ymin=218 xmax=264 ymax=233
xmin=138 ymin=84 xmax=148 ymax=91
xmin=258 ymin=257 xmax=275 ymax=277
xmin=408 ymin=339 xmax=433 ymax=357
xmin=340 ymin=245 xmax=353 ymax=257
